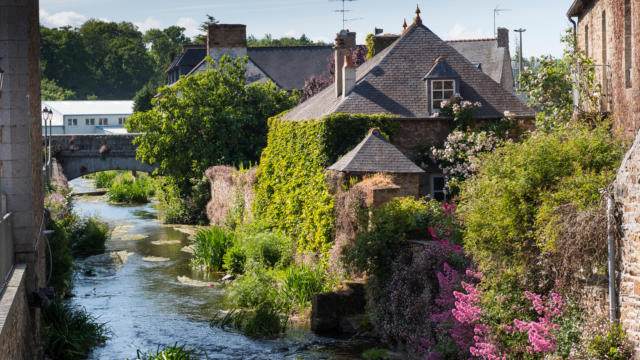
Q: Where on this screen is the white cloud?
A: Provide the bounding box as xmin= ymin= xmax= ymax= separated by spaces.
xmin=40 ymin=9 xmax=87 ymax=28
xmin=134 ymin=16 xmax=163 ymax=32
xmin=444 ymin=24 xmax=491 ymax=40
xmin=177 ymin=17 xmax=199 ymax=38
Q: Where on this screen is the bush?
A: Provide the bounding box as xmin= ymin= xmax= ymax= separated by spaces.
xmin=107 ymin=173 xmax=154 ymax=204
xmin=242 ymin=231 xmax=292 ymax=269
xmin=586 ymin=321 xmax=633 ymax=360
xmin=211 ymin=301 xmax=287 ymax=339
xmin=134 ymin=343 xmax=200 ymax=360
xmin=157 ymin=176 xmax=210 ymax=225
xmin=458 ymin=123 xmax=623 ymax=287
xmin=222 ymin=245 xmax=246 ymax=275
xmin=92 ymin=170 xmax=121 ymax=188
xmin=190 ymin=226 xmax=234 ymax=271
xmin=46 ymin=217 xmax=74 ymax=298
xmin=254 ymin=113 xmax=398 ymax=254
xmin=280 ymin=265 xmax=325 ymax=307
xmin=228 ymin=271 xmax=279 ymax=308
xmin=68 ymin=217 xmax=109 ymax=257
xmin=42 ymin=301 xmax=110 ymax=359
xmin=344 ymin=197 xmax=461 ymax=279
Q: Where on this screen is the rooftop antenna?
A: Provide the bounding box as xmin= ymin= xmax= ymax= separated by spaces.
xmin=493 ymin=5 xmax=511 ymax=36
xmin=330 ymin=0 xmax=357 ymax=30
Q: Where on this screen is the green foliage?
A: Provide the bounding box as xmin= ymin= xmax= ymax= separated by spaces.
xmin=253 ymin=113 xmax=398 ymax=253
xmin=91 ymin=170 xmax=121 ymax=188
xmin=68 ymin=217 xmax=109 ymax=258
xmin=458 ymin=123 xmax=623 ymax=279
xmin=241 ymin=232 xmax=292 ymax=269
xmin=107 ymin=173 xmax=155 ymax=204
xmin=228 ymin=271 xmax=279 ymax=308
xmin=223 ymin=245 xmax=247 ymax=275
xmin=143 ymin=26 xmax=191 ymax=78
xmin=365 ymin=33 xmax=377 ymax=59
xmin=190 ymin=226 xmax=235 ymax=271
xmin=247 ymin=33 xmax=328 ymax=47
xmin=46 ymin=217 xmax=74 ymax=298
xmin=211 ymin=301 xmax=288 ymax=339
xmin=156 ymin=176 xmax=211 ymax=225
xmin=587 ymin=322 xmax=633 ymax=360
xmin=41 ymin=78 xmax=76 ymax=100
xmin=133 ymin=343 xmax=200 ymax=360
xmin=42 ymin=301 xmax=110 ymax=360
xmin=126 ymin=56 xmax=298 ymax=188
xmin=344 ymin=197 xmax=460 ymax=279
xmin=363 ymin=348 xmax=389 ymax=360
xmin=133 ymin=82 xmax=158 ymax=113
xmin=280 ymin=265 xmax=325 ymax=307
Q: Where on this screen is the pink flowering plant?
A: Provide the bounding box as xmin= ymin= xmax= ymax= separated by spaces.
xmin=439 ymin=95 xmax=482 ymax=129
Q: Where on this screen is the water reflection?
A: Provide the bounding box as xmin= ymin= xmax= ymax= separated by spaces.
xmin=68 ymin=177 xmax=370 ymax=359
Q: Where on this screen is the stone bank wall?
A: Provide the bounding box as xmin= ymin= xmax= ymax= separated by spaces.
xmin=0 ymin=265 xmax=35 ymax=359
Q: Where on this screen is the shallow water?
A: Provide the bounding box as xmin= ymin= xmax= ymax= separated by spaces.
xmin=68 ymin=177 xmax=372 ymax=360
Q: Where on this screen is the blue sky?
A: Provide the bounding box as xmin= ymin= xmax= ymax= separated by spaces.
xmin=40 ymin=0 xmax=575 ymax=58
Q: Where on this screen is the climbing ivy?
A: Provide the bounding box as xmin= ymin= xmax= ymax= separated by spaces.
xmin=253 ymin=113 xmax=398 ymax=254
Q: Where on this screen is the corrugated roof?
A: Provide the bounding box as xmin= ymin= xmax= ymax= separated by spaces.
xmin=328 ymin=128 xmax=425 ymax=173
xmin=43 ymin=101 xmax=134 ymax=116
xmin=282 ymin=24 xmax=534 ymax=121
xmin=247 ymin=46 xmax=332 ymax=90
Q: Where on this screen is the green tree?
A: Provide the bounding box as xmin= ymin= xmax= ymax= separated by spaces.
xmin=126 ymin=56 xmax=298 ymax=188
xmin=143 ymin=26 xmax=191 ymax=80
xmin=247 ymin=33 xmax=328 ymax=47
xmin=132 ymin=82 xmax=157 ymax=113
xmin=40 ymin=26 xmax=92 ymax=96
xmin=41 ymin=78 xmax=76 ymax=100
xmin=193 ymin=14 xmax=219 ymax=44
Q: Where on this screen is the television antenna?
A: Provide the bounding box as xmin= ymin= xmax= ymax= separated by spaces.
xmin=493 ymin=5 xmax=511 ymax=36
xmin=330 ymin=0 xmax=358 ymax=30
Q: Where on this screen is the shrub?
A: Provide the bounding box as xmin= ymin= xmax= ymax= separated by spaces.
xmin=241 ymin=231 xmax=292 ymax=269
xmin=134 ymin=343 xmax=200 ymax=360
xmin=222 ymin=245 xmax=246 ymax=275
xmin=280 ymin=265 xmax=325 ymax=307
xmin=211 ymin=301 xmax=287 ymax=339
xmin=42 ymin=301 xmax=110 ymax=359
xmin=458 ymin=123 xmax=623 ymax=288
xmin=46 ymin=217 xmax=74 ymax=298
xmin=190 ymin=226 xmax=234 ymax=271
xmin=344 ymin=197 xmax=461 ymax=279
xmin=586 ymin=321 xmax=633 ymax=360
xmin=254 ymin=113 xmax=398 ymax=254
xmin=227 ymin=271 xmax=279 ymax=309
xmin=68 ymin=217 xmax=109 ymax=258
xmin=157 ymin=176 xmax=210 ymax=225
xmin=92 ymin=170 xmax=121 ymax=188
xmin=107 ymin=173 xmax=154 ymax=204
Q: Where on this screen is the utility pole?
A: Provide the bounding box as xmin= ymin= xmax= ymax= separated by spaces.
xmin=494 ymin=5 xmax=511 ymax=36
xmin=514 ymin=28 xmax=526 ymax=73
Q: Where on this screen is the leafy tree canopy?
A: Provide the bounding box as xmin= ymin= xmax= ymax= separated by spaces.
xmin=125 ymin=56 xmax=299 ymax=188
xmin=247 ymin=33 xmax=328 ymax=47
xmin=41 ymin=78 xmax=76 ymax=100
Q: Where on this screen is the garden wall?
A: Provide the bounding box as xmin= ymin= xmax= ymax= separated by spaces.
xmin=0 ymin=265 xmax=37 ymax=359
xmin=205 ymin=166 xmax=256 ymax=226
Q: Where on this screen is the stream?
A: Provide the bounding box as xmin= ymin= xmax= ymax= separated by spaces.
xmin=68 ymin=177 xmax=371 ymax=360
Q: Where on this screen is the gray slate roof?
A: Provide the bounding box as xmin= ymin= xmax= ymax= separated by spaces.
xmin=424 ymin=58 xmax=460 ymax=79
xmin=447 ymin=39 xmax=514 ymax=92
xmin=166 ymin=46 xmax=207 ymax=73
xmin=283 ymin=24 xmax=534 ymax=121
xmin=247 ymin=46 xmax=332 ymax=90
xmin=328 ymin=129 xmax=425 ymax=173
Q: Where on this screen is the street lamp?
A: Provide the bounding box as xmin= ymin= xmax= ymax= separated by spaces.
xmin=42 ymin=107 xmax=53 ymax=176
xmin=0 ymin=66 xmax=4 ymax=108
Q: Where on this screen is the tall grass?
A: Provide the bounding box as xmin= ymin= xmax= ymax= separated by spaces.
xmin=190 ymin=227 xmax=235 ymax=271
xmin=211 ymin=301 xmax=287 ymax=339
xmin=133 ymin=343 xmax=200 ymax=360
xmin=42 ymin=301 xmax=110 ymax=359
xmin=107 ymin=173 xmax=155 ymax=204
xmin=280 ymin=265 xmax=326 ymax=307
xmin=68 ymin=217 xmax=109 ymax=257
xmin=91 ymin=170 xmax=121 ymax=188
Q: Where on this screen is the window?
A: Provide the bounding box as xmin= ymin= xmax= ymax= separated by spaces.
xmin=98 ymin=118 xmax=108 ymax=125
xmin=431 ymin=175 xmax=447 ymax=201
xmin=118 ymin=117 xmax=126 ymax=125
xmin=85 ymin=118 xmax=95 ymax=125
xmin=431 ymin=80 xmax=454 ymax=110
xmin=67 ymin=118 xmax=77 ymax=126
xmin=625 ymin=0 xmax=632 ymax=88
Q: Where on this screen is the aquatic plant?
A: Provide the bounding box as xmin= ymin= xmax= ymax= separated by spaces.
xmin=107 ymin=172 xmax=155 ymax=204
xmin=133 ymin=343 xmax=200 ymax=360
xmin=280 ymin=265 xmax=325 ymax=307
xmin=190 ymin=226 xmax=234 ymax=271
xmin=211 ymin=300 xmax=287 ymax=339
xmin=68 ymin=217 xmax=109 ymax=258
xmin=91 ymin=170 xmax=121 ymax=188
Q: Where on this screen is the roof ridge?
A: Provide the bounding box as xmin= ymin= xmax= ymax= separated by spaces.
xmin=446 ymin=38 xmax=497 ymax=43
xmin=247 ymin=45 xmax=333 ymax=50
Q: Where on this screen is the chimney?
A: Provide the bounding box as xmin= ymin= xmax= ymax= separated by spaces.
xmin=334 ymin=30 xmax=356 ymax=97
xmin=207 ymin=24 xmax=247 ymax=60
xmin=342 ymin=55 xmax=356 ymax=98
xmin=497 ymin=27 xmax=508 ymax=48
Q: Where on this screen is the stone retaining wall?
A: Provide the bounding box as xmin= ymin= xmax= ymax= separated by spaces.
xmin=0 ymin=265 xmax=36 ymax=359
xmin=205 ymin=166 xmax=256 ymax=226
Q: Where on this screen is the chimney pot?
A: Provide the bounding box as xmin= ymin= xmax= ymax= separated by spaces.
xmin=497 ymin=27 xmax=509 ymax=48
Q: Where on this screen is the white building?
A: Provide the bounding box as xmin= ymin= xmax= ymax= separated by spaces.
xmin=41 ymin=100 xmax=134 ymax=135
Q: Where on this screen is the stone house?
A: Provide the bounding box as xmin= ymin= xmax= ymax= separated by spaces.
xmin=166 ymin=24 xmax=333 ymax=92
xmin=568 ymin=0 xmax=640 ymax=136
xmin=281 ymin=8 xmax=534 ymax=199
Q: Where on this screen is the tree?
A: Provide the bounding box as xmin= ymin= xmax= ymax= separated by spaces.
xmin=193 ymin=14 xmax=219 ymax=44
xmin=143 ymin=26 xmax=191 ymax=79
xmin=40 ymin=26 xmax=92 ymax=96
xmin=126 ymin=56 xmax=299 ymax=188
xmin=132 ymin=82 xmax=157 ymax=113
xmin=246 ymin=33 xmax=329 ymax=47
xmin=41 ymin=78 xmax=77 ymax=100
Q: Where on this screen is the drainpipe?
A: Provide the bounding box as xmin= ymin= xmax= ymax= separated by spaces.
xmin=607 ymin=191 xmax=616 ymax=322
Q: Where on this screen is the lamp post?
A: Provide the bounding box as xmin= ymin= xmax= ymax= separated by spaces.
xmin=0 ymin=66 xmax=4 ymax=108
xmin=42 ymin=107 xmax=53 ymax=177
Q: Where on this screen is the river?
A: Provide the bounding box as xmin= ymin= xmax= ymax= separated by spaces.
xmin=68 ymin=177 xmax=371 ymax=360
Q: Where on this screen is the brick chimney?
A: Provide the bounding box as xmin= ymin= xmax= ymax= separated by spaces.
xmin=497 ymin=27 xmax=508 ymax=48
xmin=334 ymin=30 xmax=356 ymax=97
xmin=207 ymin=24 xmax=247 ymax=60
xmin=342 ymin=55 xmax=356 ymax=98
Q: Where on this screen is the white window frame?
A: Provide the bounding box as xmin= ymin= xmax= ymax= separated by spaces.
xmin=98 ymin=118 xmax=108 ymax=126
xmin=67 ymin=118 xmax=77 ymax=126
xmin=85 ymin=118 xmax=95 ymax=125
xmin=118 ymin=117 xmax=126 ymax=125
xmin=431 ymin=79 xmax=455 ymax=111
xmin=430 ymin=174 xmax=447 ymax=201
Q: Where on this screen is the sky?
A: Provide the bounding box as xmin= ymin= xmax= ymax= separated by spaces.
xmin=39 ymin=0 xmax=576 ymax=58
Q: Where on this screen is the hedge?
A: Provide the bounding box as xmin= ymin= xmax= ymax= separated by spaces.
xmin=253 ymin=113 xmax=398 ymax=254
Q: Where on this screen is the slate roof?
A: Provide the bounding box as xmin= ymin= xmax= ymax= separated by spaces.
xmin=282 ymin=23 xmax=534 ymax=121
xmin=567 ymin=0 xmax=595 ymax=17
xmin=166 ymin=46 xmax=207 ymax=73
xmin=424 ymin=58 xmax=460 ymax=79
xmin=328 ymin=128 xmax=425 ymax=173
xmin=247 ymin=46 xmax=332 ymax=90
xmin=447 ymin=39 xmax=513 ymax=92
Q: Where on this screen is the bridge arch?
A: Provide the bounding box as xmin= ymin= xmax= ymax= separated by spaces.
xmin=48 ymin=134 xmax=157 ymax=181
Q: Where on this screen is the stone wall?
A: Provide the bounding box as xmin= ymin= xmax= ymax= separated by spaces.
xmin=205 ymin=166 xmax=256 ymax=226
xmin=0 ymin=265 xmax=35 ymax=359
xmin=576 ymin=0 xmax=640 ymax=137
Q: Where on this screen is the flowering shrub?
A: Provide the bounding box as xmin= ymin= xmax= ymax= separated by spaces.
xmin=572 ymin=319 xmax=633 ymax=360
xmin=439 ymin=95 xmax=482 ymax=129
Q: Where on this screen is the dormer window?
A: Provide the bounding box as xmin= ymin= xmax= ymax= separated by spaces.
xmin=432 ymin=80 xmax=455 ymax=109
xmin=423 ymin=56 xmax=461 ymax=114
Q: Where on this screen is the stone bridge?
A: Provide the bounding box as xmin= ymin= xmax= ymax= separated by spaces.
xmin=48 ymin=134 xmax=156 ymax=180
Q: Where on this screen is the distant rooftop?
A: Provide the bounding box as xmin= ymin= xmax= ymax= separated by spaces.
xmin=43 ymin=100 xmax=134 ymax=116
